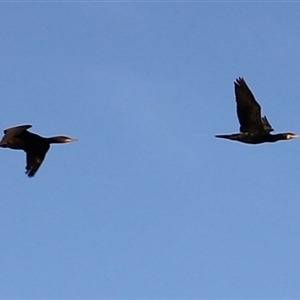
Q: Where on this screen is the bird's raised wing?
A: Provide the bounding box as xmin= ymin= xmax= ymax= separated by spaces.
xmin=234 ymin=78 xmax=264 ymax=133
xmin=0 ymin=125 xmax=32 ymax=147
xmin=25 ymin=152 xmax=46 ymax=178
xmin=3 ymin=124 xmax=32 ymax=135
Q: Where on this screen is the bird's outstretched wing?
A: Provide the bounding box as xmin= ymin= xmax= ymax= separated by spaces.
xmin=234 ymin=78 xmax=266 ymax=133
xmin=25 ymin=152 xmax=46 ymax=178
xmin=3 ymin=124 xmax=32 ymax=135
xmin=0 ymin=125 xmax=32 ymax=147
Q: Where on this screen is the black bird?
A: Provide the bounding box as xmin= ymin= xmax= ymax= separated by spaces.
xmin=0 ymin=125 xmax=77 ymax=177
xmin=215 ymin=77 xmax=298 ymax=144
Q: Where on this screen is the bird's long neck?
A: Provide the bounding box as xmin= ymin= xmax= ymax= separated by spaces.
xmin=46 ymin=136 xmax=66 ymax=144
xmin=266 ymin=133 xmax=288 ymax=143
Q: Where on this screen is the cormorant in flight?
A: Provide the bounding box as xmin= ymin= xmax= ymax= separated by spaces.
xmin=0 ymin=124 xmax=77 ymax=177
xmin=215 ymin=77 xmax=298 ymax=144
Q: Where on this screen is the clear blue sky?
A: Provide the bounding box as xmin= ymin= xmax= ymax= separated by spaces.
xmin=1 ymin=2 xmax=300 ymax=298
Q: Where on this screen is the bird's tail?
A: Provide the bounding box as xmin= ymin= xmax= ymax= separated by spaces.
xmin=215 ymin=134 xmax=240 ymax=141
xmin=215 ymin=134 xmax=231 ymax=139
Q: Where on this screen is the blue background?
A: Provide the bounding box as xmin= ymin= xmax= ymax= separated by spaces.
xmin=1 ymin=2 xmax=300 ymax=298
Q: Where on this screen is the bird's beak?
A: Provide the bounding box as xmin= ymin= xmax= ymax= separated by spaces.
xmin=66 ymin=138 xmax=78 ymax=142
xmin=288 ymin=134 xmax=299 ymax=139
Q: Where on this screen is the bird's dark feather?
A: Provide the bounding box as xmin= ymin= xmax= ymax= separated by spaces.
xmin=26 ymin=152 xmax=47 ymax=178
xmin=3 ymin=124 xmax=32 ymax=135
xmin=235 ymin=77 xmax=265 ymax=133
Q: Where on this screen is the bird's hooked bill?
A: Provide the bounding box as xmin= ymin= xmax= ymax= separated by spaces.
xmin=66 ymin=138 xmax=78 ymax=142
xmin=287 ymin=134 xmax=299 ymax=139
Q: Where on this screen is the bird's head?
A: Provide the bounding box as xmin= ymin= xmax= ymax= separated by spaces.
xmin=285 ymin=133 xmax=299 ymax=140
xmin=48 ymin=136 xmax=78 ymax=144
xmin=63 ymin=136 xmax=78 ymax=143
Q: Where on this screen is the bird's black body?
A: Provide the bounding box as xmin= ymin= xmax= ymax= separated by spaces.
xmin=0 ymin=125 xmax=77 ymax=177
xmin=215 ymin=77 xmax=298 ymax=144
